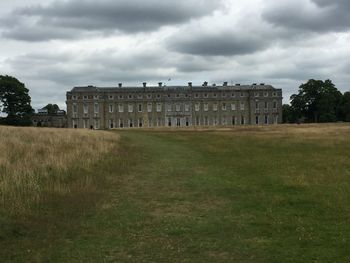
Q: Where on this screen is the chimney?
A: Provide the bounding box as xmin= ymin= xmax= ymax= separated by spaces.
xmin=212 ymin=83 xmax=216 ymax=87
xmin=158 ymin=82 xmax=163 ymax=87
xmin=260 ymin=83 xmax=265 ymax=86
xmin=235 ymin=83 xmax=241 ymax=86
xmin=223 ymin=82 xmax=228 ymax=86
xmin=203 ymin=81 xmax=208 ymax=87
xmin=188 ymin=82 xmax=192 ymax=87
xmin=253 ymin=83 xmax=257 ymax=86
xmin=143 ymin=82 xmax=147 ymax=88
xmin=118 ymin=83 xmax=122 ymax=88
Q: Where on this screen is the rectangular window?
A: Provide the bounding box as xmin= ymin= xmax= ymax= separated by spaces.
xmin=147 ymin=103 xmax=152 ymax=113
xmin=94 ymin=95 xmax=99 ymax=100
xmin=186 ymin=117 xmax=190 ymax=127
xmin=241 ymin=116 xmax=245 ymax=125
xmin=256 ymin=116 xmax=259 ymax=125
xmin=168 ymin=118 xmax=172 ymax=127
xmin=213 ymin=104 xmax=218 ymax=111
xmin=119 ymin=119 xmax=124 ymax=128
xmin=118 ymin=104 xmax=124 ymax=113
xmin=129 ymin=119 xmax=133 ymax=128
xmin=195 ymin=103 xmax=200 ymax=112
xmin=83 ymin=119 xmax=88 ymax=129
xmin=73 ymin=103 xmax=77 ymax=113
xmin=204 ymin=103 xmax=209 ymax=112
xmin=196 ymin=116 xmax=200 ymax=126
xmin=185 ymin=103 xmax=190 ymax=112
xmin=255 ymin=102 xmax=259 ymax=109
xmin=138 ymin=118 xmax=143 ymax=127
xmin=273 ymin=101 xmax=277 ymax=109
xmin=213 ymin=116 xmax=218 ymax=126
xmin=240 ymin=92 xmax=244 ymax=97
xmin=128 ymin=104 xmax=134 ymax=113
xmin=83 ymin=104 xmax=88 ymax=114
xmin=83 ymin=95 xmax=88 ymax=100
xmin=72 ymin=95 xmax=77 ymax=100
xmin=176 ymin=118 xmax=181 ymax=127
xmin=232 ymin=116 xmax=236 ymax=125
xmin=109 ymin=104 xmax=114 ymax=113
xmin=240 ymin=103 xmax=245 ymax=111
xmin=72 ymin=120 xmax=77 ymax=129
xmin=167 ymin=103 xmax=172 ymax=112
xmin=109 ymin=119 xmax=114 ymax=129
xmin=156 ymin=103 xmax=162 ymax=112
xmin=222 ymin=117 xmax=227 ymax=125
xmin=231 ymin=103 xmax=236 ymax=111
xmin=222 ymin=103 xmax=227 ymax=111
xmin=265 ymin=115 xmax=269 ymax=124
xmin=176 ymin=104 xmax=181 ymax=112
xmin=94 ymin=103 xmax=99 ymax=114
xmin=231 ymin=93 xmax=235 ymax=98
xmin=138 ymin=104 xmax=143 ymax=112
xmin=94 ymin=119 xmax=100 ymax=129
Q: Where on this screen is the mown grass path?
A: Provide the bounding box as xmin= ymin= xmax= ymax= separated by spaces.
xmin=2 ymin=127 xmax=350 ymax=262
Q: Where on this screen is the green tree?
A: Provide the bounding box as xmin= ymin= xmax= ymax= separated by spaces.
xmin=290 ymin=79 xmax=342 ymax=123
xmin=282 ymin=104 xmax=293 ymax=123
xmin=43 ymin=104 xmax=60 ymax=114
xmin=340 ymin=92 xmax=350 ymax=122
xmin=0 ymin=75 xmax=34 ymax=126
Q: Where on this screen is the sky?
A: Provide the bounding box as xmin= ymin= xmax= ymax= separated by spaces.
xmin=1 ymin=0 xmax=350 ymax=110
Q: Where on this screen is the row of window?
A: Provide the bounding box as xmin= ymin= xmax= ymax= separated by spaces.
xmin=73 ymin=115 xmax=279 ymax=129
xmin=72 ymin=91 xmax=279 ymax=101
xmin=73 ymin=102 xmax=253 ymax=114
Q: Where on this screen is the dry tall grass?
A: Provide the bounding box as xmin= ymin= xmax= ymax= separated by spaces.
xmin=0 ymin=126 xmax=118 ymax=214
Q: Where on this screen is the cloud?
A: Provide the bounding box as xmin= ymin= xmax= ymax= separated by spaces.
xmin=1 ymin=0 xmax=222 ymax=41
xmin=262 ymin=0 xmax=350 ymax=33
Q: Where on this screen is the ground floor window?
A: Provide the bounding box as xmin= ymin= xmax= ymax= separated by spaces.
xmin=109 ymin=119 xmax=114 ymax=129
xmin=168 ymin=118 xmax=172 ymax=127
xmin=148 ymin=118 xmax=152 ymax=127
xmin=195 ymin=116 xmax=200 ymax=126
xmin=256 ymin=116 xmax=259 ymax=125
xmin=204 ymin=116 xmax=209 ymax=126
xmin=265 ymin=115 xmax=269 ymax=124
xmin=129 ymin=119 xmax=133 ymax=128
xmin=232 ymin=116 xmax=236 ymax=125
xmin=241 ymin=116 xmax=245 ymax=125
xmin=157 ymin=118 xmax=161 ymax=127
xmin=119 ymin=119 xmax=124 ymax=128
xmin=176 ymin=118 xmax=181 ymax=127
xmin=186 ymin=117 xmax=189 ymax=127
xmin=138 ymin=118 xmax=143 ymax=127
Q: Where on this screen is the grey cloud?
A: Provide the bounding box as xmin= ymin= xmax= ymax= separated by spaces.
xmin=168 ymin=32 xmax=270 ymax=57
xmin=1 ymin=0 xmax=221 ymax=41
xmin=263 ymin=0 xmax=350 ymax=33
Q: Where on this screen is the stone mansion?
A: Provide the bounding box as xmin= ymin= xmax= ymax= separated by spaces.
xmin=66 ymin=82 xmax=283 ymax=129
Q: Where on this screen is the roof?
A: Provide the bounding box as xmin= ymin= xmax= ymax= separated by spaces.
xmin=70 ymin=84 xmax=277 ymax=93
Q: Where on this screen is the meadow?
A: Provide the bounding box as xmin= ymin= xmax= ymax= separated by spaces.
xmin=1 ymin=124 xmax=350 ymax=262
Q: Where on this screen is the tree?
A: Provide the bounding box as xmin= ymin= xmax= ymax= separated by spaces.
xmin=282 ymin=104 xmax=293 ymax=123
xmin=43 ymin=104 xmax=60 ymax=114
xmin=340 ymin=92 xmax=350 ymax=122
xmin=290 ymin=79 xmax=342 ymax=123
xmin=0 ymin=75 xmax=34 ymax=126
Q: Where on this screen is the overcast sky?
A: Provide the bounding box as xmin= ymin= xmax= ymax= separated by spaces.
xmin=1 ymin=0 xmax=350 ymax=110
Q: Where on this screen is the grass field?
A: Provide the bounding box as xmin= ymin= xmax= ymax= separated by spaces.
xmin=1 ymin=124 xmax=350 ymax=262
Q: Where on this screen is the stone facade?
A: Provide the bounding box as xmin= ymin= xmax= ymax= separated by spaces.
xmin=32 ymin=112 xmax=67 ymax=128
xmin=66 ymin=82 xmax=283 ymax=129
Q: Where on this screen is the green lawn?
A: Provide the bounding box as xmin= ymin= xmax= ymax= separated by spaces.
xmin=1 ymin=125 xmax=350 ymax=262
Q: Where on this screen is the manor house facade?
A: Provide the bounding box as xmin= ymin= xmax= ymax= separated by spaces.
xmin=66 ymin=82 xmax=283 ymax=129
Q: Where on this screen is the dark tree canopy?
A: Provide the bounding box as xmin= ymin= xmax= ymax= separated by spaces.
xmin=340 ymin=92 xmax=350 ymax=122
xmin=290 ymin=79 xmax=343 ymax=123
xmin=0 ymin=75 xmax=34 ymax=126
xmin=43 ymin=104 xmax=60 ymax=114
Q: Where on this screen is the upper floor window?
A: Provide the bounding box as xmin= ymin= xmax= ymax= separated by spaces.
xmin=240 ymin=103 xmax=245 ymax=111
xmin=265 ymin=102 xmax=268 ymax=109
xmin=128 ymin=94 xmax=132 ymax=99
xmin=195 ymin=93 xmax=199 ymax=98
xmin=167 ymin=103 xmax=172 ymax=112
xmin=118 ymin=104 xmax=124 ymax=113
xmin=273 ymin=101 xmax=277 ymax=109
xmin=109 ymin=104 xmax=114 ymax=113
xmin=204 ymin=103 xmax=209 ymax=112
xmin=195 ymin=103 xmax=200 ymax=112
xmin=73 ymin=103 xmax=77 ymax=113
xmin=94 ymin=95 xmax=99 ymax=100
xmin=157 ymin=94 xmax=161 ymax=98
xmin=222 ymin=103 xmax=227 ymax=111
xmin=204 ymin=93 xmax=208 ymax=98
xmin=83 ymin=104 xmax=88 ymax=114
xmin=128 ymin=104 xmax=133 ymax=113
xmin=254 ymin=92 xmax=259 ymax=97
xmin=222 ymin=93 xmax=226 ymax=98
xmin=156 ymin=103 xmax=162 ymax=112
xmin=255 ymin=102 xmax=259 ymax=109
xmin=138 ymin=104 xmax=143 ymax=112
xmin=176 ymin=104 xmax=181 ymax=112
xmin=273 ymin=92 xmax=277 ymax=97
xmin=176 ymin=94 xmax=180 ymax=98
xmin=72 ymin=95 xmax=77 ymax=100
xmin=147 ymin=103 xmax=152 ymax=113
xmin=264 ymin=92 xmax=269 ymax=97
xmin=147 ymin=94 xmax=152 ymax=99
xmin=231 ymin=103 xmax=236 ymax=111
xmin=94 ymin=103 xmax=99 ymax=114
xmin=138 ymin=94 xmax=142 ymax=99
xmin=213 ymin=104 xmax=218 ymax=111
xmin=185 ymin=103 xmax=190 ymax=112
xmin=83 ymin=95 xmax=88 ymax=100
xmin=109 ymin=95 xmax=114 ymax=100
xmin=213 ymin=93 xmax=217 ymax=98
xmin=119 ymin=95 xmax=123 ymax=99
xmin=231 ymin=93 xmax=235 ymax=97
